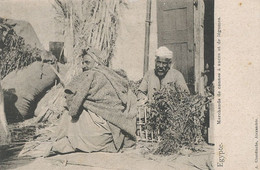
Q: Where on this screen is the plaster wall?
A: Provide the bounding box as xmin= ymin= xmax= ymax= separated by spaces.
xmin=112 ymin=0 xmax=158 ymax=81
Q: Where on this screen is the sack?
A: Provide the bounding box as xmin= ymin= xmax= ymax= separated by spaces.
xmin=0 ymin=82 xmax=11 ymax=145
xmin=1 ymin=62 xmax=57 ymax=121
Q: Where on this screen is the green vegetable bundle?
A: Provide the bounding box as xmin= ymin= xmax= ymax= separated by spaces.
xmin=146 ymin=83 xmax=210 ymax=155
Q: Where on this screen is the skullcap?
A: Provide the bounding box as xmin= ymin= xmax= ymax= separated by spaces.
xmin=155 ymin=46 xmax=173 ymax=59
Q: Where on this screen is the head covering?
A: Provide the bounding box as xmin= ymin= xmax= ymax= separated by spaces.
xmin=80 ymin=47 xmax=108 ymax=66
xmin=155 ymin=46 xmax=173 ymax=59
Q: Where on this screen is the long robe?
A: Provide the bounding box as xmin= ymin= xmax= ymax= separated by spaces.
xmin=51 ymin=66 xmax=137 ymax=153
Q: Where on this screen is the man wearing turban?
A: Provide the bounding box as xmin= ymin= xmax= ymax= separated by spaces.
xmin=44 ymin=47 xmax=137 ymax=156
xmin=138 ymin=46 xmax=189 ymax=102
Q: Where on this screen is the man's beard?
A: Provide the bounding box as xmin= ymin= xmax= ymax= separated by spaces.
xmin=155 ymin=67 xmax=170 ymax=79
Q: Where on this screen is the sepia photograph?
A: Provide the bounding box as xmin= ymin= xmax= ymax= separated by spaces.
xmin=0 ymin=0 xmax=258 ymax=169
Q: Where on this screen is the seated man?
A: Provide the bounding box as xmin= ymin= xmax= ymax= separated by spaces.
xmin=45 ymin=47 xmax=137 ymax=156
xmin=138 ymin=46 xmax=189 ymax=103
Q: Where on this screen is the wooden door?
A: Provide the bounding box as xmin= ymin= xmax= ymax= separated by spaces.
xmin=194 ymin=0 xmax=205 ymax=95
xmin=157 ymin=0 xmax=195 ymax=92
xmin=157 ymin=0 xmax=204 ymax=94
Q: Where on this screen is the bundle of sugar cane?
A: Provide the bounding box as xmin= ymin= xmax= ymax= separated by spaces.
xmin=53 ymin=0 xmax=124 ymax=65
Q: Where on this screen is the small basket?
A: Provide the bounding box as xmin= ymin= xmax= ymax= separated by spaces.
xmin=136 ymin=106 xmax=159 ymax=142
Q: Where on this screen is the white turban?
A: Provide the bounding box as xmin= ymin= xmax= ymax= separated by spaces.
xmin=155 ymin=46 xmax=173 ymax=59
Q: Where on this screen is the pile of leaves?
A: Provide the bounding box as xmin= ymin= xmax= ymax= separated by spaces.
xmin=0 ymin=20 xmax=41 ymax=79
xmin=146 ymin=83 xmax=211 ymax=155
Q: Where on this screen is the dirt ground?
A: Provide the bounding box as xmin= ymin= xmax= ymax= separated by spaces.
xmin=0 ymin=141 xmax=214 ymax=170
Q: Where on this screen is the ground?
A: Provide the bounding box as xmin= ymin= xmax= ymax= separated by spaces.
xmin=0 ymin=141 xmax=213 ymax=170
